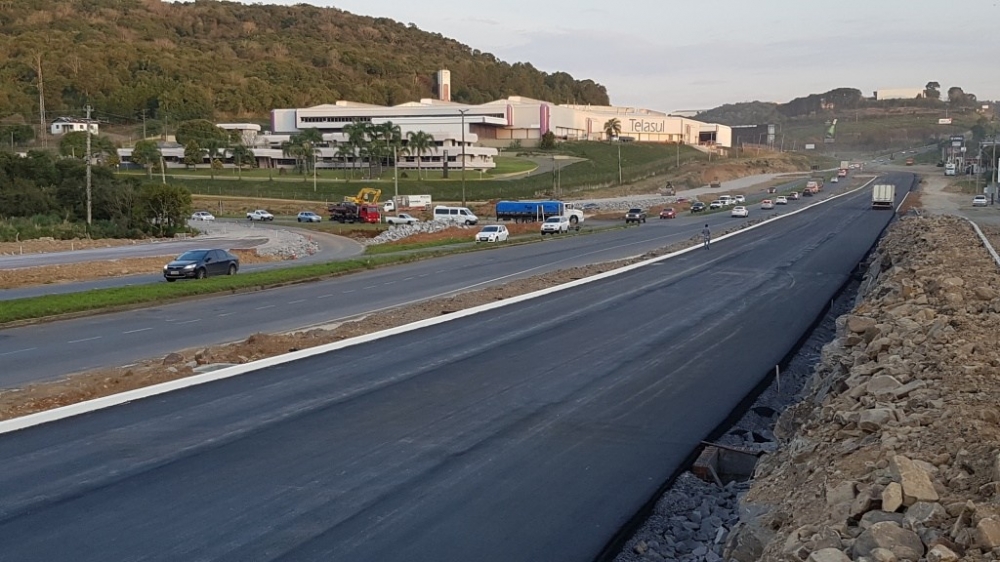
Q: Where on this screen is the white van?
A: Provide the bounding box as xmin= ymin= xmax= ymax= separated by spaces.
xmin=432 ymin=205 xmax=479 ymax=225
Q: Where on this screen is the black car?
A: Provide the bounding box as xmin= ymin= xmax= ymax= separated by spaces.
xmin=690 ymin=202 xmax=707 ymax=212
xmin=163 ymin=249 xmax=240 ymax=281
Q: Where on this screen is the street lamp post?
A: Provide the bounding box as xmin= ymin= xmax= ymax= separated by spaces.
xmin=617 ymin=141 xmax=622 ymax=185
xmin=313 ymin=150 xmax=317 ymax=192
xmin=393 ymin=144 xmax=399 ymax=198
xmin=459 ymin=109 xmax=469 ymax=206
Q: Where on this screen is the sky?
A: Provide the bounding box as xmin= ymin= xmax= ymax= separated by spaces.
xmin=238 ymin=0 xmax=998 ymax=111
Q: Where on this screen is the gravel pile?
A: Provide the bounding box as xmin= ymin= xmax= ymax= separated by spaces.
xmin=189 ymin=220 xmax=319 ymax=260
xmin=364 ymin=221 xmax=474 ymax=246
xmin=576 ymin=196 xmax=682 ymax=213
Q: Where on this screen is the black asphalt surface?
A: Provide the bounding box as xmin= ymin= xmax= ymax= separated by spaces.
xmin=0 ymin=174 xmax=912 ymax=562
xmin=0 ymin=174 xmax=875 ymax=387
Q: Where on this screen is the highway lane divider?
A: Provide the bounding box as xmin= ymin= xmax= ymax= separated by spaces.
xmin=0 ymin=175 xmax=883 ymax=435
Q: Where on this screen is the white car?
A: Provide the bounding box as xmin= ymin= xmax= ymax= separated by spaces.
xmin=190 ymin=211 xmax=215 ymax=221
xmin=760 ymin=199 xmax=775 ymax=210
xmin=475 ymin=224 xmax=509 ymax=242
xmin=734 ymin=195 xmax=746 ymax=203
xmin=775 ymin=196 xmax=788 ymax=205
xmin=385 ymin=213 xmax=420 ymax=225
xmin=540 ymin=215 xmax=571 ymax=235
xmin=973 ymin=195 xmax=989 ymax=207
xmin=296 ymin=211 xmax=322 ymax=223
xmin=246 ymin=209 xmax=274 ymax=221
xmin=831 ymin=177 xmax=839 ymax=183
xmin=731 ymin=206 xmax=749 ymax=218
xmin=709 ymin=200 xmax=725 ymax=210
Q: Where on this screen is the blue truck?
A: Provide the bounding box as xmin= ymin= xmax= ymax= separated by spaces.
xmin=495 ymin=200 xmax=585 ymax=224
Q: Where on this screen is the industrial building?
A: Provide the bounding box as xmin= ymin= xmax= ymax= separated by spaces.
xmin=118 ymin=70 xmax=732 ymax=172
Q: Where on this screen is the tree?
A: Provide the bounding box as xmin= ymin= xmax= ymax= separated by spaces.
xmin=280 ymin=128 xmax=323 ymax=178
xmin=183 ymin=140 xmax=204 ymax=169
xmin=404 ymin=130 xmax=433 ymax=179
xmin=924 ymin=81 xmax=941 ymax=100
xmin=0 ymin=124 xmax=34 ymax=147
xmin=334 ymin=143 xmax=354 ymax=180
xmin=174 ymin=119 xmax=228 ymax=146
xmin=230 ymin=144 xmax=255 ymax=180
xmin=58 ymin=131 xmax=116 ymax=160
xmin=202 ymin=137 xmax=227 ymax=180
xmin=539 ymin=131 xmax=556 ymax=149
xmin=131 ymin=140 xmax=162 ymax=179
xmin=603 ymin=118 xmax=621 ymax=142
xmin=139 ymin=183 xmax=192 ymax=236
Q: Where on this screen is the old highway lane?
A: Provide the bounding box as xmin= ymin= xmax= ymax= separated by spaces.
xmin=0 ymin=174 xmax=852 ymax=387
xmin=0 ymin=176 xmax=910 ymax=561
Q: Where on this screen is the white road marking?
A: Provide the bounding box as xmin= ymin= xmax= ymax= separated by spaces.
xmin=363 ymin=285 xmax=378 ymax=290
xmin=341 ymin=290 xmax=355 ymax=294
xmin=383 ymin=281 xmax=396 ymax=286
xmin=418 ymin=273 xmax=429 ymax=277
xmin=176 ymin=319 xmax=202 ymax=325
xmin=317 ymin=294 xmax=335 ymax=299
xmin=122 ymin=328 xmax=153 ymax=334
xmin=68 ymin=336 xmax=102 ymax=344
xmin=0 ymin=347 xmax=37 ymax=357
xmin=217 ymin=312 xmax=236 ymax=317
xmin=403 ymin=277 xmax=415 ymax=281
xmin=287 ymin=299 xmax=305 ymax=304
xmin=255 ymin=305 xmax=275 ymax=310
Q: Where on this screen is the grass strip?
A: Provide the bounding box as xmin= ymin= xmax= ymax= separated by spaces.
xmin=0 ymin=253 xmax=431 ymax=325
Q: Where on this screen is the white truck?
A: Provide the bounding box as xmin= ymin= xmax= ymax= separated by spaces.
xmin=944 ymin=162 xmax=956 ymax=176
xmin=246 ymin=209 xmax=274 ymax=221
xmin=871 ymin=184 xmax=896 ymax=210
xmin=383 ymin=194 xmax=433 ymax=212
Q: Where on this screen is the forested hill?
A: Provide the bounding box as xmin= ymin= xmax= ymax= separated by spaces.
xmin=0 ymin=0 xmax=610 ymax=124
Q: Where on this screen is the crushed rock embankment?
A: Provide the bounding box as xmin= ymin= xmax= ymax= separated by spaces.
xmin=725 ymin=215 xmax=1000 ymax=562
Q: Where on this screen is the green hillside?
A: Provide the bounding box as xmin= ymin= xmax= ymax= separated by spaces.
xmin=0 ymin=0 xmax=609 ymax=125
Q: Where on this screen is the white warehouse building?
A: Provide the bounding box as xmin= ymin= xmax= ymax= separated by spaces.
xmin=118 ymin=71 xmax=732 ymax=172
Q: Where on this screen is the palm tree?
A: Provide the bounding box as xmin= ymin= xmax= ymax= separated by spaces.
xmin=334 ymin=143 xmax=354 ymax=180
xmin=230 ymin=144 xmax=255 ymax=180
xmin=405 ymin=130 xmax=434 ymax=179
xmin=603 ymin=118 xmax=621 ymax=142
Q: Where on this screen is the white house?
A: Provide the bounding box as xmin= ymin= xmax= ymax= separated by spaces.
xmin=50 ymin=117 xmax=99 ymax=135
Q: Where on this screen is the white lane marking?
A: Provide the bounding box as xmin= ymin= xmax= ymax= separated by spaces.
xmin=383 ymin=281 xmax=396 ymax=286
xmin=287 ymin=299 xmax=306 ymax=304
xmin=122 ymin=328 xmax=153 ymax=334
xmin=68 ymin=336 xmax=101 ymax=344
xmin=342 ymin=290 xmax=355 ymax=293
xmin=176 ymin=319 xmax=201 ymax=325
xmin=418 ymin=273 xmax=429 ymax=277
xmin=317 ymin=293 xmax=335 ymax=299
xmin=0 ymin=347 xmax=37 ymax=357
xmin=217 ymin=312 xmax=236 ymax=317
xmin=255 ymin=305 xmax=275 ymax=310
xmin=363 ymin=285 xmax=378 ymax=290
xmin=403 ymin=277 xmax=414 ymax=281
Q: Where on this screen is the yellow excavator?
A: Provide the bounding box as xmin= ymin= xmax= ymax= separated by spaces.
xmin=344 ymin=187 xmax=382 ymax=205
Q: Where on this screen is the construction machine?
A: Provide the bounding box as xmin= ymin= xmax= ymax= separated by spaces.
xmin=344 ymin=187 xmax=382 ymax=205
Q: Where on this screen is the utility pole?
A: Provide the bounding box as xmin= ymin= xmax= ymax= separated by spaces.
xmin=141 ymin=109 xmax=147 ymax=139
xmin=36 ymin=53 xmax=46 ymax=149
xmin=676 ymin=141 xmax=680 ymax=167
xmin=393 ymin=144 xmax=399 ymax=198
xmin=85 ymin=104 xmax=93 ymax=225
xmin=459 ymin=109 xmax=469 ymax=207
xmin=313 ymin=149 xmax=317 ymax=192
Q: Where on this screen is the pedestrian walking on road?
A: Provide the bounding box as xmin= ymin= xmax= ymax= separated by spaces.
xmin=702 ymin=224 xmax=711 ymax=249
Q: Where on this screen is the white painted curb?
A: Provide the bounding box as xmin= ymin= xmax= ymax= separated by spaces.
xmin=964 ymin=218 xmax=1000 ymax=268
xmin=0 ymin=177 xmax=881 ymax=435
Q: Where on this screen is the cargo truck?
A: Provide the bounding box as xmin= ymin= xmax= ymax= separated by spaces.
xmin=328 ymin=202 xmax=381 ymax=223
xmin=871 ymin=184 xmax=896 ymax=210
xmin=944 ymin=163 xmax=956 ymax=176
xmin=383 ymin=194 xmax=433 ymax=212
xmin=495 ymin=200 xmax=584 ymax=224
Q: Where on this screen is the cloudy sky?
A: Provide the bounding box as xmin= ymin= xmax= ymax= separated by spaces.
xmin=243 ymin=0 xmax=997 ymax=111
